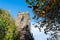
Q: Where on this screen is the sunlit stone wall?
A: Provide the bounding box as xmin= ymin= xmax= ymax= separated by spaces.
xmin=16 ymin=12 xmax=34 ymax=40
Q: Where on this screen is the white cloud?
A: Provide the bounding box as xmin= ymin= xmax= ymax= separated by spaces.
xmin=31 ymin=24 xmax=47 ymax=40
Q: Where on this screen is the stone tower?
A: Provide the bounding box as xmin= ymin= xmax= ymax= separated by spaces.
xmin=16 ymin=12 xmax=34 ymax=40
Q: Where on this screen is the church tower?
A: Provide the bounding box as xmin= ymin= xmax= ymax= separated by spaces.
xmin=16 ymin=12 xmax=34 ymax=40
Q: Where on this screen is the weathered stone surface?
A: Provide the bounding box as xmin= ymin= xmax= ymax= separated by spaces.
xmin=16 ymin=12 xmax=34 ymax=40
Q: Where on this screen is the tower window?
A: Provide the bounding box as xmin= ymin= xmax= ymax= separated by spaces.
xmin=21 ymin=16 xmax=24 ymax=21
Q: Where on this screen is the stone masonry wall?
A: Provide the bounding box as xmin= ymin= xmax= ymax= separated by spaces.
xmin=16 ymin=12 xmax=34 ymax=40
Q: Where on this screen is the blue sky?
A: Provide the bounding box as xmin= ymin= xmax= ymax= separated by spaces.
xmin=0 ymin=0 xmax=34 ymax=19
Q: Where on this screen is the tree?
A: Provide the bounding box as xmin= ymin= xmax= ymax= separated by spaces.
xmin=0 ymin=9 xmax=19 ymax=40
xmin=26 ymin=0 xmax=60 ymax=40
